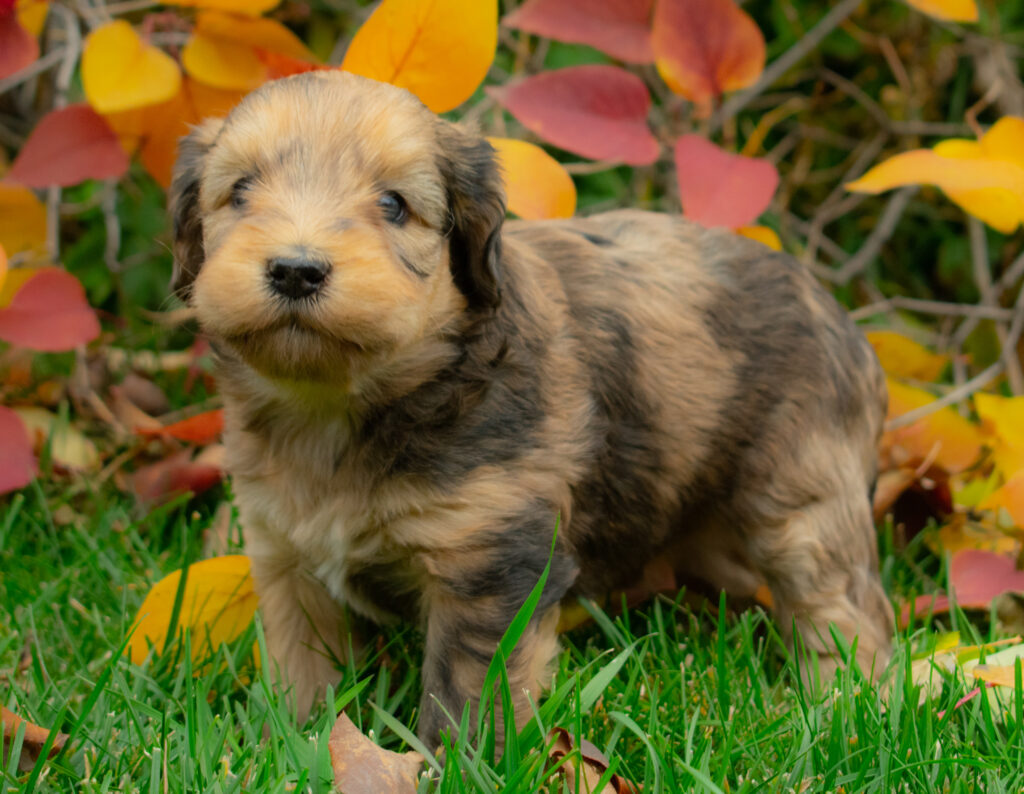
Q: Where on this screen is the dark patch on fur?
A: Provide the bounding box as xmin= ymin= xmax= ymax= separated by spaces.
xmin=399 ymin=253 xmax=429 ymax=279
xmin=578 ymin=232 xmax=614 ymax=247
xmin=346 ymin=560 xmax=421 ymax=621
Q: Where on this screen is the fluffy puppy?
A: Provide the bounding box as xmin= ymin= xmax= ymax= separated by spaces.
xmin=169 ymin=71 xmax=893 ymax=744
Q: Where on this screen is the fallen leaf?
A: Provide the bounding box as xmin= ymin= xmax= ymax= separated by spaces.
xmin=127 ymin=555 xmax=257 ymax=667
xmin=873 ymin=467 xmax=919 ymax=521
xmin=0 ymin=267 xmax=100 ymax=351
xmin=975 ymin=392 xmax=1024 ymax=481
xmin=487 ymin=66 xmax=659 ymax=165
xmin=0 ymin=1 xmax=37 ymax=81
xmin=674 ymin=135 xmax=778 ymax=227
xmin=980 ymin=471 xmax=1024 ymax=529
xmin=128 ymin=449 xmax=222 ymax=505
xmin=328 ymin=711 xmax=424 ymax=794
xmin=926 ymin=515 xmax=1020 ymax=557
xmin=502 ymin=0 xmax=653 ymax=63
xmin=257 ymin=49 xmax=332 ymax=80
xmin=1 ymin=706 xmax=68 ymax=773
xmin=7 ymin=104 xmax=129 ymax=187
xmin=905 ymin=0 xmax=978 ymax=22
xmin=138 ymin=408 xmax=224 ymax=445
xmin=847 ymin=118 xmax=1024 ymax=233
xmin=548 ymin=728 xmax=639 ymax=794
xmin=488 ymin=137 xmax=576 ymax=220
xmin=13 ymin=406 xmax=100 ymax=471
xmin=82 ymin=21 xmax=181 ymax=114
xmin=183 ymin=11 xmax=315 ymax=91
xmin=652 ymin=0 xmax=765 ymax=106
xmin=866 ymin=331 xmax=949 ymax=381
xmin=342 ymin=0 xmax=496 ymax=113
xmin=736 ymin=225 xmax=781 ymax=250
xmin=0 ymin=184 xmax=47 ymax=258
xmin=0 ymin=405 xmax=36 ymax=494
xmin=882 ymin=378 xmax=984 ymax=474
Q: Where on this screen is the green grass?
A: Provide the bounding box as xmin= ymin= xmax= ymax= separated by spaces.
xmin=3 ymin=483 xmax=1024 ymax=793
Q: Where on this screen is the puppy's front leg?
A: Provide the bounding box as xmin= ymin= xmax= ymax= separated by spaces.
xmin=417 ymin=539 xmax=574 ymax=747
xmin=249 ymin=544 xmax=350 ymax=723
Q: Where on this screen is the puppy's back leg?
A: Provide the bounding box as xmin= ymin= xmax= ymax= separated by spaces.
xmin=744 ymin=442 xmax=893 ymax=682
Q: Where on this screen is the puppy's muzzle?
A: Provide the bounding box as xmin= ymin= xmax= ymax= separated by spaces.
xmin=267 ymin=256 xmax=329 ymax=300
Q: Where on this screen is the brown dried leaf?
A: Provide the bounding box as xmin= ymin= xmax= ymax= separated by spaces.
xmin=329 ymin=712 xmax=424 ymax=794
xmin=1 ymin=706 xmax=68 ymax=773
xmin=548 ymin=728 xmax=640 ymax=794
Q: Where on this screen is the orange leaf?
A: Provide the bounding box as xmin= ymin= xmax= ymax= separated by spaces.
xmin=138 ymin=408 xmax=224 ymax=445
xmin=127 ymin=555 xmax=257 ymax=667
xmin=905 ymin=0 xmax=978 ymax=22
xmin=0 ymin=184 xmax=47 ymax=259
xmin=652 ymin=0 xmax=765 ymax=105
xmin=866 ymin=330 xmax=949 ymax=381
xmin=981 ymin=472 xmax=1024 ymax=529
xmin=342 ymin=0 xmax=497 ymax=113
xmin=736 ymin=225 xmax=781 ymax=250
xmin=82 ymin=21 xmax=181 ymax=114
xmin=883 ymin=378 xmax=984 ymax=474
xmin=847 ymin=118 xmax=1024 ymax=233
xmin=488 ymin=137 xmax=576 ymax=220
xmin=1 ymin=706 xmax=68 ymax=773
xmin=183 ymin=11 xmax=315 ymax=91
xmin=16 ymin=0 xmax=47 ymax=36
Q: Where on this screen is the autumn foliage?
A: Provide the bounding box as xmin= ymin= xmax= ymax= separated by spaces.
xmin=9 ymin=0 xmax=1024 ymax=775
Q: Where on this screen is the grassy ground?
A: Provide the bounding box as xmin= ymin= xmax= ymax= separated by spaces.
xmin=4 ymin=480 xmax=1024 ymax=792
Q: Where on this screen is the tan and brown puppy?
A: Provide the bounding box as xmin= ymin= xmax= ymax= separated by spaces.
xmin=169 ymin=71 xmax=893 ymax=744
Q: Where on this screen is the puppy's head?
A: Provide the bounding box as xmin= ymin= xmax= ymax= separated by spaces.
xmin=169 ymin=72 xmax=506 ymax=382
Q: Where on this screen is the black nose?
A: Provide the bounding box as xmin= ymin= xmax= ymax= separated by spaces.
xmin=267 ymin=256 xmax=329 ymax=299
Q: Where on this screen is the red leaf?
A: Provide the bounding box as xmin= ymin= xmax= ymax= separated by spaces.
xmin=901 ymin=549 xmax=1024 ymax=625
xmin=0 ymin=406 xmax=36 ymax=494
xmin=652 ymin=0 xmax=765 ymax=105
xmin=129 ymin=450 xmax=222 ymax=505
xmin=138 ymin=408 xmax=224 ymax=445
xmin=256 ymin=49 xmax=332 ymax=80
xmin=673 ymin=135 xmax=778 ymax=228
xmin=0 ymin=268 xmax=100 ymax=351
xmin=7 ymin=104 xmax=129 ymax=188
xmin=503 ymin=0 xmax=654 ymax=64
xmin=0 ymin=8 xmax=37 ymax=80
xmin=487 ymin=66 xmax=658 ymax=165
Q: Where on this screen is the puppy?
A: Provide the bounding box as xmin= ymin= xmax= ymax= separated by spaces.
xmin=169 ymin=71 xmax=893 ymax=744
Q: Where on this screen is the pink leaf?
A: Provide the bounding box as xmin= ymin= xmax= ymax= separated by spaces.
xmin=673 ymin=135 xmax=778 ymax=228
xmin=0 ymin=268 xmax=100 ymax=351
xmin=7 ymin=104 xmax=129 ymax=188
xmin=129 ymin=450 xmax=222 ymax=505
xmin=949 ymin=549 xmax=1024 ymax=607
xmin=0 ymin=8 xmax=37 ymax=80
xmin=487 ymin=66 xmax=659 ymax=166
xmin=502 ymin=0 xmax=654 ymax=64
xmin=0 ymin=406 xmax=36 ymax=494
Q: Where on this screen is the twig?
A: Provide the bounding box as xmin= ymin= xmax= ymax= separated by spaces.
xmin=970 ymin=217 xmax=1024 ymax=393
xmin=818 ymin=68 xmax=891 ymax=130
xmin=886 ymin=287 xmax=1024 ymax=430
xmin=831 ymin=186 xmax=916 ymax=283
xmin=563 ymin=160 xmax=625 ymax=175
xmin=45 ymin=4 xmax=81 ymax=261
xmin=0 ymin=47 xmax=65 ymax=96
xmin=713 ymin=0 xmax=863 ymax=130
xmin=849 ymin=296 xmax=1017 ymax=322
xmin=998 ymin=248 xmax=1024 ymax=294
xmin=101 ymin=181 xmax=121 ymax=274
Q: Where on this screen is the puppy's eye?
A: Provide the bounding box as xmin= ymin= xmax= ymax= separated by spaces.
xmin=378 ymin=191 xmax=408 ymax=225
xmin=230 ymin=177 xmax=253 ymax=209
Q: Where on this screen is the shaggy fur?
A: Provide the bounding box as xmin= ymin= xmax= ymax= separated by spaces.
xmin=169 ymin=71 xmax=893 ymax=745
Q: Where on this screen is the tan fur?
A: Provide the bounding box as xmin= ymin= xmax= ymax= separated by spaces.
xmin=169 ymin=71 xmax=893 ymax=745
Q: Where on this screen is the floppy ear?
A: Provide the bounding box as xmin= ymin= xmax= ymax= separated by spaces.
xmin=168 ymin=118 xmax=224 ymax=301
xmin=437 ymin=122 xmax=507 ymax=310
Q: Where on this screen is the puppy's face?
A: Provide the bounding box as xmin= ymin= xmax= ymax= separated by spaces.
xmin=169 ymin=72 xmax=505 ymax=383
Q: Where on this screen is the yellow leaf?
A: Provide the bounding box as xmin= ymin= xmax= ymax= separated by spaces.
xmin=866 ymin=330 xmax=948 ymax=381
xmin=973 ymin=664 xmax=1021 ymax=688
xmin=975 ymin=392 xmax=1024 ymax=480
xmin=17 ymin=0 xmax=48 ymax=37
xmin=0 ymin=184 xmax=46 ymax=259
xmin=0 ymin=245 xmax=6 ymax=294
xmin=82 ymin=21 xmax=182 ymax=114
xmin=0 ymin=266 xmax=38 ymax=309
xmin=342 ymin=0 xmax=497 ymax=113
xmin=13 ymin=406 xmax=100 ymax=471
xmin=164 ymin=0 xmax=279 ymax=15
xmin=488 ymin=137 xmax=575 ymax=220
xmin=883 ymin=378 xmax=984 ymax=473
xmin=736 ymin=225 xmax=781 ymax=250
xmin=183 ymin=12 xmax=315 ymax=91
xmin=127 ymin=555 xmax=258 ymax=668
xmin=905 ymin=0 xmax=979 ymax=22
xmin=927 ymin=517 xmax=1019 ymax=557
xmin=847 ymin=118 xmax=1024 ymax=233
xmin=981 ymin=471 xmax=1024 ymax=529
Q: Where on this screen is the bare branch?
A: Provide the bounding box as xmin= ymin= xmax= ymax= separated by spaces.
xmin=849 ymin=297 xmax=1017 ymax=322
xmin=831 ymin=186 xmax=916 ymax=283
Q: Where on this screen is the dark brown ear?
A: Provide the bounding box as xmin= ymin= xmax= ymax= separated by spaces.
xmin=437 ymin=122 xmax=506 ymax=310
xmin=168 ymin=118 xmax=223 ymax=301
